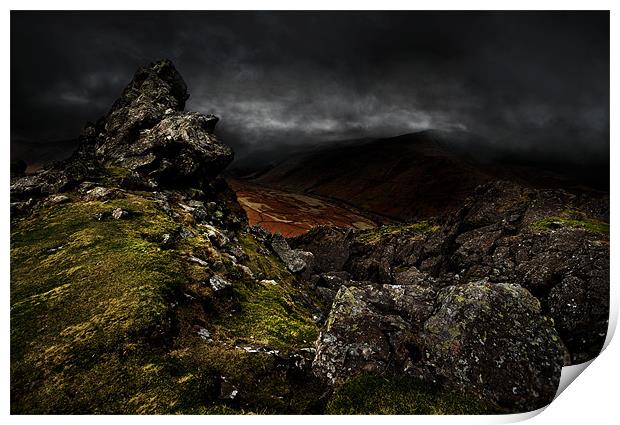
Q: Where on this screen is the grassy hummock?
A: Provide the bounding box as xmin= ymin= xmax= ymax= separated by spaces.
xmin=11 ymin=193 xmax=187 ymax=413
xmin=531 ymin=210 xmax=609 ymax=234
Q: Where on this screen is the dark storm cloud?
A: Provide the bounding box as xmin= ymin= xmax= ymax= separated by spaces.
xmin=11 ymin=11 xmax=609 ymax=166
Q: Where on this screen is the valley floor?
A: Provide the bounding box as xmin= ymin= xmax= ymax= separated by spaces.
xmin=227 ymin=178 xmax=377 ymax=236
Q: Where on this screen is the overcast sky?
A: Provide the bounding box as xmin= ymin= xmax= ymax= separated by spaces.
xmin=11 ymin=11 xmax=609 ymax=165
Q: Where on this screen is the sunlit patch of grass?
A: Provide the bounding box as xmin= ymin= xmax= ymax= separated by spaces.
xmin=532 ymin=210 xmax=609 ymax=234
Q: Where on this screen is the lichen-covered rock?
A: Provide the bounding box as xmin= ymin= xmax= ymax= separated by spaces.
xmin=83 ymin=186 xmax=120 ymax=201
xmin=10 ymin=59 xmax=233 ymax=207
xmin=104 ymin=112 xmax=233 ymax=186
xmin=298 ymin=180 xmax=609 ymax=365
xmin=421 ymin=281 xmax=565 ymax=412
xmin=435 ymin=181 xmax=609 ymax=363
xmin=47 ymin=194 xmax=71 ymax=205
xmin=312 ymin=284 xmax=435 ymax=384
xmin=209 ymin=274 xmax=232 ymax=292
xmin=111 ymin=208 xmax=129 ymax=220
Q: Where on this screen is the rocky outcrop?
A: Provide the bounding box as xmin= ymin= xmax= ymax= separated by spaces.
xmin=97 ymin=59 xmax=189 ymax=154
xmin=296 ymin=181 xmax=609 ymax=366
xmin=311 ymin=279 xmax=565 ymax=412
xmin=11 ymin=59 xmax=233 ymax=206
xmin=297 ymin=180 xmax=608 ymax=412
xmin=313 ymin=284 xmax=435 ymax=383
xmin=101 ymin=111 xmax=232 ymax=187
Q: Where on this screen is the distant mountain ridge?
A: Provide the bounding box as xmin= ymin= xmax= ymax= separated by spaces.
xmin=246 ymin=130 xmax=608 ymax=221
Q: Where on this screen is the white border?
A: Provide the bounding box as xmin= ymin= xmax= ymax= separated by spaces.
xmin=1 ymin=2 xmax=616 ymax=424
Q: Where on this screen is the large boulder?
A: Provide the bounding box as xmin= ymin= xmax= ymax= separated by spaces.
xmin=312 ymin=284 xmax=435 ymax=384
xmin=312 ymin=280 xmax=565 ymax=412
xmin=421 ymin=281 xmax=565 ymax=411
xmin=97 ymin=59 xmax=189 ymax=154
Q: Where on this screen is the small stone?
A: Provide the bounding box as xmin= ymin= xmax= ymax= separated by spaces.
xmin=197 ymin=327 xmax=212 ymax=341
xmin=271 ymin=234 xmax=309 ymax=273
xmin=111 ymin=208 xmax=129 ymax=220
xmin=49 ymin=194 xmax=70 ymax=204
xmin=209 ymin=274 xmax=232 ymax=292
xmin=219 ymin=377 xmax=238 ymax=400
xmin=188 ymin=256 xmax=209 ymax=267
xmin=179 ymin=227 xmax=193 ymax=239
xmin=200 ymin=223 xmax=229 ymax=247
xmin=84 ymin=186 xmax=118 ymax=201
xmin=238 ymin=264 xmax=254 ymax=278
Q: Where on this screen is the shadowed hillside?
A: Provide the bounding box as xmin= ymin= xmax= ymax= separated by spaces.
xmin=248 ymin=131 xmax=608 ymax=221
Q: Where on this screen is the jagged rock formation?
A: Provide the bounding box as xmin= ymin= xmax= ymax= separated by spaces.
xmin=10 ymin=60 xmax=609 ymax=415
xmin=10 ymin=59 xmax=232 ymax=208
xmin=292 ymin=181 xmax=609 ymax=365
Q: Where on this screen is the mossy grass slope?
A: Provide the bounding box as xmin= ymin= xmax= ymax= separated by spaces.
xmin=326 ymin=374 xmax=496 ymax=415
xmin=11 ymin=193 xmax=188 ymax=413
xmin=11 ymin=190 xmax=320 ymax=414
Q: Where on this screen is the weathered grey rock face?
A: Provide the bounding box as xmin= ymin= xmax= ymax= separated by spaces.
xmin=11 ymin=59 xmax=233 ymax=205
xmin=311 ymin=279 xmax=564 ymax=412
xmin=299 ymin=180 xmax=609 ymax=366
xmin=10 ymin=137 xmax=103 ymax=201
xmin=271 ymin=234 xmax=313 ymax=273
xmin=98 ymin=59 xmax=189 ymax=154
xmin=104 ymin=111 xmax=233 ymax=186
xmin=439 ymin=181 xmax=609 ymax=364
xmin=97 ymin=60 xmax=233 ymax=187
xmin=422 ymin=281 xmax=565 ymax=412
xmin=312 ymin=284 xmax=435 ymax=384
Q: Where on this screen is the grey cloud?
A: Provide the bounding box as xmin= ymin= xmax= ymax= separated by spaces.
xmin=11 ymin=11 xmax=609 ymax=167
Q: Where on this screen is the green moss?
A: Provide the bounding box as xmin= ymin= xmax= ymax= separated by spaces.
xmin=354 ymin=221 xmax=439 ymax=244
xmin=11 ymin=192 xmax=322 ymax=414
xmin=532 ymin=211 xmax=609 ymax=234
xmin=105 ymin=166 xmax=132 ymax=178
xmin=238 ymin=233 xmax=289 ymax=280
xmin=11 ymin=194 xmax=188 ymax=413
xmin=217 ymin=279 xmax=318 ymax=350
xmin=203 ymin=404 xmax=243 ymax=414
xmin=326 ymin=374 xmax=494 ymax=415
xmin=214 ymin=233 xmax=319 ymax=351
